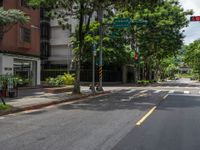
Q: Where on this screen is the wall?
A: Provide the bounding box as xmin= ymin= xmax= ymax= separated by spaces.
xmin=0 ymin=0 xmax=40 ymax=57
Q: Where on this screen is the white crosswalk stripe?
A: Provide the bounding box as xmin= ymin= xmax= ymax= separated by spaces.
xmin=169 ymin=90 xmax=174 ymax=94
xmin=0 ymin=117 xmax=5 ymax=120
xmin=139 ymin=90 xmax=148 ymax=93
xmin=184 ymin=91 xmax=190 ymax=94
xmin=126 ymin=89 xmax=135 ymax=94
xmin=154 ymin=90 xmax=161 ymax=93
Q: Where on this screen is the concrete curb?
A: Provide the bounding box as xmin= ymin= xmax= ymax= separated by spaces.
xmin=0 ymin=91 xmax=111 ymax=116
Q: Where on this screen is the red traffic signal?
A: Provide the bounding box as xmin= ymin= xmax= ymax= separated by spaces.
xmin=135 ymin=52 xmax=139 ymax=61
xmin=190 ymin=16 xmax=200 ymax=21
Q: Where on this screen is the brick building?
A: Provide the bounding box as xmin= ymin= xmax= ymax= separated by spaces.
xmin=0 ymin=0 xmax=41 ymax=86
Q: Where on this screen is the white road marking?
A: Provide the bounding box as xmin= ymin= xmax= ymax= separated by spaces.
xmin=163 ymin=94 xmax=169 ymax=99
xmin=169 ymin=90 xmax=174 ymax=94
xmin=121 ymin=99 xmax=131 ymax=102
xmin=184 ymin=91 xmax=190 ymax=94
xmin=0 ymin=117 xmax=5 ymax=120
xmin=126 ymin=89 xmax=135 ymax=94
xmin=139 ymin=90 xmax=148 ymax=93
xmin=154 ymin=90 xmax=161 ymax=93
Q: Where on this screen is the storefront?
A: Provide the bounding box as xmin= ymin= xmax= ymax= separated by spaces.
xmin=0 ymin=53 xmax=40 ymax=86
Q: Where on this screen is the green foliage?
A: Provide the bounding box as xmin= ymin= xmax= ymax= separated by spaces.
xmin=184 ymin=40 xmax=200 ymax=73
xmin=63 ymin=73 xmax=75 ymax=85
xmin=0 ymin=7 xmax=29 ymax=26
xmin=0 ymin=7 xmax=29 ymax=39
xmin=45 ymin=73 xmax=75 ymax=87
xmin=137 ymin=80 xmax=157 ymax=85
xmin=0 ymin=104 xmax=12 ymax=110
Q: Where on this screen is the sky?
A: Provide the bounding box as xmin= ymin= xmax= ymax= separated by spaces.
xmin=179 ymin=0 xmax=200 ymax=45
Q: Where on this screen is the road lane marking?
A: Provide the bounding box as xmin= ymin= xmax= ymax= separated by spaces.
xmin=121 ymin=99 xmax=131 ymax=102
xmin=139 ymin=90 xmax=148 ymax=93
xmin=136 ymin=106 xmax=157 ymax=126
xmin=126 ymin=89 xmax=135 ymax=94
xmin=0 ymin=117 xmax=5 ymax=120
xmin=169 ymin=90 xmax=174 ymax=94
xmin=184 ymin=91 xmax=190 ymax=94
xmin=163 ymin=94 xmax=168 ymax=99
xmin=154 ymin=90 xmax=161 ymax=93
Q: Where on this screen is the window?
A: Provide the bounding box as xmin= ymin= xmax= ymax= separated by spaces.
xmin=21 ymin=0 xmax=28 ymax=7
xmin=0 ymin=0 xmax=3 ymax=6
xmin=20 ymin=27 xmax=31 ymax=43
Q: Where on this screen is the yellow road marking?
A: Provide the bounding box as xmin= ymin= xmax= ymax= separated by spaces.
xmin=136 ymin=106 xmax=157 ymax=126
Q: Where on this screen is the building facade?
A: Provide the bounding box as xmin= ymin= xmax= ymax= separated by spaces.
xmin=0 ymin=0 xmax=41 ymax=86
xmin=40 ymin=9 xmax=77 ymax=80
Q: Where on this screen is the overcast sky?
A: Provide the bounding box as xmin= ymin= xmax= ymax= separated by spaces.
xmin=179 ymin=0 xmax=200 ymax=45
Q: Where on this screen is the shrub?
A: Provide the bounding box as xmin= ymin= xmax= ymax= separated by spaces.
xmin=63 ymin=73 xmax=75 ymax=85
xmin=45 ymin=73 xmax=75 ymax=87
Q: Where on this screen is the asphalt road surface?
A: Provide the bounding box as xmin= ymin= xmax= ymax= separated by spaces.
xmin=0 ymin=79 xmax=200 ymax=150
xmin=113 ymin=94 xmax=200 ymax=150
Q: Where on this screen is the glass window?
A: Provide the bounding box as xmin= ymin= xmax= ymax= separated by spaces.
xmin=0 ymin=0 xmax=3 ymax=6
xmin=21 ymin=0 xmax=28 ymax=7
xmin=20 ymin=27 xmax=31 ymax=43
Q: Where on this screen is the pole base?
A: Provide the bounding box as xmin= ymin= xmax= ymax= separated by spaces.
xmin=96 ymin=86 xmax=104 ymax=92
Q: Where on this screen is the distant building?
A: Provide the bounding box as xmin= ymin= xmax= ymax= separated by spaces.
xmin=40 ymin=8 xmax=77 ymax=80
xmin=0 ymin=0 xmax=41 ymax=86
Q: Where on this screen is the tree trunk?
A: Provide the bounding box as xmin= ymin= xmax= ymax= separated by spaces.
xmin=73 ymin=2 xmax=84 ymax=94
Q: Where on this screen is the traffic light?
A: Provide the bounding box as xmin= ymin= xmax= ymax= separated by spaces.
xmin=135 ymin=52 xmax=139 ymax=61
xmin=190 ymin=16 xmax=200 ymax=21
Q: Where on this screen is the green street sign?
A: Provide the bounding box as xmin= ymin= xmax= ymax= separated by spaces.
xmin=113 ymin=18 xmax=132 ymax=28
xmin=132 ymin=19 xmax=148 ymax=26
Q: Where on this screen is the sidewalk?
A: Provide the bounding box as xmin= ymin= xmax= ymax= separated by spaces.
xmin=1 ymin=87 xmax=110 ymax=115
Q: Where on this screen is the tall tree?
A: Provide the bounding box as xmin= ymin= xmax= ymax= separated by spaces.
xmin=27 ymin=0 xmax=127 ymax=93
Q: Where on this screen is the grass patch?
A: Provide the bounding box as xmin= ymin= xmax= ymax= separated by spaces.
xmin=0 ymin=104 xmax=12 ymax=110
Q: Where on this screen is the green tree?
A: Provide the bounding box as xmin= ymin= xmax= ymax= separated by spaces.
xmin=27 ymin=0 xmax=127 ymax=93
xmin=184 ymin=40 xmax=200 ymax=80
xmin=117 ymin=0 xmax=192 ymax=80
xmin=0 ymin=7 xmax=29 ymax=40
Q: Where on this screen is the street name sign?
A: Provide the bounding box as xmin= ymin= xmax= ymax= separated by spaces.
xmin=113 ymin=18 xmax=132 ymax=28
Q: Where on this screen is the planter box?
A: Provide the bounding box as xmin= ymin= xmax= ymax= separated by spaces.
xmin=44 ymin=86 xmax=73 ymax=94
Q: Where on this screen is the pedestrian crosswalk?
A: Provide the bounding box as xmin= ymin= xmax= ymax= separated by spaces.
xmin=125 ymin=89 xmax=200 ymax=95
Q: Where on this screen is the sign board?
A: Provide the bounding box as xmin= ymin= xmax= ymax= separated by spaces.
xmin=113 ymin=18 xmax=132 ymax=28
xmin=190 ymin=16 xmax=200 ymax=21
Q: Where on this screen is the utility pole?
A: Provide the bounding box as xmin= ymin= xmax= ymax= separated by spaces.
xmin=98 ymin=6 xmax=104 ymax=91
xmin=91 ymin=43 xmax=96 ymax=94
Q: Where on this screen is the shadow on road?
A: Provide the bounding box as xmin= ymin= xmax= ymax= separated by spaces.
xmin=158 ymin=95 xmax=200 ymax=111
xmin=58 ymin=90 xmax=165 ymax=112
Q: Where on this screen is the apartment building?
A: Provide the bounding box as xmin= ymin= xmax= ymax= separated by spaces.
xmin=0 ymin=0 xmax=41 ymax=86
xmin=40 ymin=8 xmax=77 ymax=80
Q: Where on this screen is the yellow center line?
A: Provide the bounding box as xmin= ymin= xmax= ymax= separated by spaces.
xmin=136 ymin=106 xmax=157 ymax=126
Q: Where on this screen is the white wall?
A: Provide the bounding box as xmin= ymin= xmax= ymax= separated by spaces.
xmin=0 ymin=54 xmax=41 ymax=86
xmin=1 ymin=55 xmax=14 ymax=75
xmin=50 ymin=27 xmax=71 ymax=45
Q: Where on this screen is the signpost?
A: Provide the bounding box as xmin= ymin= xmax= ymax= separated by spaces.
xmin=113 ymin=18 xmax=132 ymax=28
